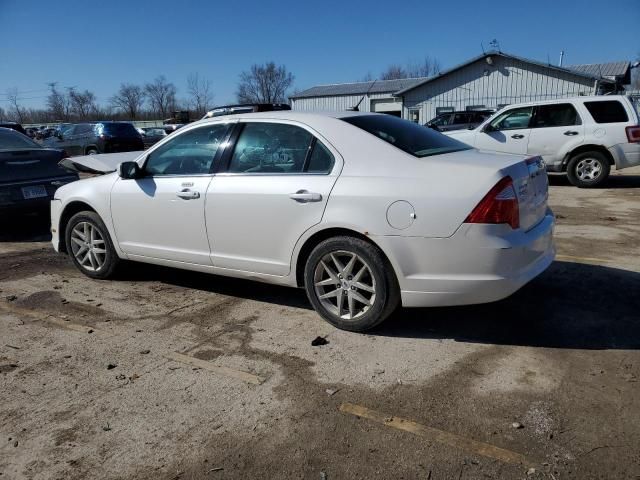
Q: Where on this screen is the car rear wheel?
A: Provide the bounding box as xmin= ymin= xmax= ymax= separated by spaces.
xmin=65 ymin=211 xmax=119 ymax=279
xmin=304 ymin=236 xmax=400 ymax=332
xmin=567 ymin=151 xmax=610 ymax=188
xmin=86 ymin=148 xmax=98 ymax=155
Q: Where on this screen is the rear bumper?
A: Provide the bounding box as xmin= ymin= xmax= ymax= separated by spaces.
xmin=608 ymin=142 xmax=640 ymax=169
xmin=0 ymin=176 xmax=78 ymax=211
xmin=374 ymin=213 xmax=555 ymax=308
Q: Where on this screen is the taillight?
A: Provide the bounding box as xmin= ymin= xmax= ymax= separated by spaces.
xmin=465 ymin=176 xmax=520 ymax=229
xmin=625 ymin=126 xmax=640 ymax=143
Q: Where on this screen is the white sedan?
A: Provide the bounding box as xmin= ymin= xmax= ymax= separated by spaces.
xmin=51 ymin=112 xmax=555 ymax=332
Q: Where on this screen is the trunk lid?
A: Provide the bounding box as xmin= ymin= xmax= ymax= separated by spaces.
xmin=0 ymin=148 xmax=71 ymax=183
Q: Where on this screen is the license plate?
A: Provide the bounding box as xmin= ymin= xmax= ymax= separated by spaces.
xmin=21 ymin=185 xmax=48 ymax=200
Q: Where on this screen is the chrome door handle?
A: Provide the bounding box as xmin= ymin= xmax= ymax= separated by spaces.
xmin=176 ymin=190 xmax=200 ymax=200
xmin=289 ymin=190 xmax=322 ymax=203
xmin=563 ymin=130 xmax=579 ymax=136
xmin=511 ymin=134 xmax=525 ymax=139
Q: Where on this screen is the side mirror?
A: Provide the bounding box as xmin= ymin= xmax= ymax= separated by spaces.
xmin=482 ymin=124 xmax=495 ymax=133
xmin=118 ymin=161 xmax=141 ymax=179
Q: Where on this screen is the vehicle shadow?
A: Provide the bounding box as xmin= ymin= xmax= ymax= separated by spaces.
xmin=0 ymin=211 xmax=52 ymax=242
xmin=121 ymin=259 xmax=640 ymax=350
xmin=548 ymin=173 xmax=640 ymax=189
xmin=376 ymin=261 xmax=640 ymax=350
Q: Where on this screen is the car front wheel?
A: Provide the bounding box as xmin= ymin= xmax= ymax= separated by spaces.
xmin=65 ymin=211 xmax=119 ymax=279
xmin=304 ymin=236 xmax=400 ymax=332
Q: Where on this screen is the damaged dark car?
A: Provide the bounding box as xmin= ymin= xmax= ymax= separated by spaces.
xmin=0 ymin=127 xmax=78 ymax=213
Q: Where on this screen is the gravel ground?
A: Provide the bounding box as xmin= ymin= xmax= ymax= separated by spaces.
xmin=1 ymin=167 xmax=639 ymax=480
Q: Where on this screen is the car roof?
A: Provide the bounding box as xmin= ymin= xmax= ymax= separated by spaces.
xmin=191 ymin=110 xmax=382 ymax=128
xmin=497 ymin=95 xmax=631 ymax=109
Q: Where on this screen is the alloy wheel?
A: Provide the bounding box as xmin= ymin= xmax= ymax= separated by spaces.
xmin=576 ymin=158 xmax=602 ymax=181
xmin=313 ymin=250 xmax=377 ymax=320
xmin=70 ymin=221 xmax=107 ymax=272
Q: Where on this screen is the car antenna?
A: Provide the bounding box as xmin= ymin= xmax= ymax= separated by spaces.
xmin=347 ymin=79 xmax=377 ymax=112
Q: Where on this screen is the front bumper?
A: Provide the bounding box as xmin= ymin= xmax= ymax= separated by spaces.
xmin=374 ymin=213 xmax=555 ymax=308
xmin=50 ymin=199 xmax=62 ymax=252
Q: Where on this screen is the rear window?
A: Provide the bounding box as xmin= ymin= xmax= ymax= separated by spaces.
xmin=342 ymin=114 xmax=470 ymax=158
xmin=99 ymin=123 xmax=140 ymax=136
xmin=0 ymin=129 xmax=41 ymax=150
xmin=583 ymin=101 xmax=629 ymax=123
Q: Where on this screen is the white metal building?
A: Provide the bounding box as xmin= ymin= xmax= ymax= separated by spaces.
xmin=290 ymin=51 xmax=631 ymax=124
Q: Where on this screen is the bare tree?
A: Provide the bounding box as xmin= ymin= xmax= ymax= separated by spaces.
xmin=381 ymin=56 xmax=441 ymax=80
xmin=236 ymin=62 xmax=294 ymax=104
xmin=358 ymin=72 xmax=374 ymax=82
xmin=145 ymin=76 xmax=177 ymax=119
xmin=47 ymin=82 xmax=71 ymax=121
xmin=5 ymin=87 xmax=26 ymax=123
xmin=0 ymin=106 xmax=6 ymax=121
xmin=187 ymin=73 xmax=214 ymax=116
xmin=380 ymin=64 xmax=407 ymax=81
xmin=110 ymin=84 xmax=145 ymax=119
xmin=68 ymin=88 xmax=97 ymax=119
xmin=406 ymin=56 xmax=441 ymax=77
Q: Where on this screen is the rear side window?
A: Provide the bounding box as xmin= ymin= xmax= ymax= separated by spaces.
xmin=532 ymin=104 xmax=581 ymax=128
xmin=228 ymin=122 xmax=333 ymax=174
xmin=584 ymin=101 xmax=629 ymax=123
xmin=100 ymin=123 xmax=140 ymax=136
xmin=342 ymin=115 xmax=470 ymax=158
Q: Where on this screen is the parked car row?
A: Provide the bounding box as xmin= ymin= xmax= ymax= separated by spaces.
xmin=43 ymin=122 xmax=144 ymax=156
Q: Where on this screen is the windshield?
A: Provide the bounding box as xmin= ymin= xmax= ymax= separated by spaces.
xmin=342 ymin=114 xmax=471 ymax=158
xmin=0 ymin=128 xmax=42 ymax=150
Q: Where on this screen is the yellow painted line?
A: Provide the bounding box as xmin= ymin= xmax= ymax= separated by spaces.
xmin=166 ymin=352 xmax=264 ymax=385
xmin=340 ymin=403 xmax=534 ymax=467
xmin=0 ymin=303 xmax=97 ymax=333
xmin=555 ymin=254 xmax=612 ymax=265
xmin=44 ymin=316 xmax=96 ymax=333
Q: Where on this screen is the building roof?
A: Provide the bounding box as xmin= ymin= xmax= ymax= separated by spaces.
xmin=290 ymin=77 xmax=428 ymax=99
xmin=567 ymin=61 xmax=630 ymax=79
xmin=394 ymin=51 xmax=617 ymax=95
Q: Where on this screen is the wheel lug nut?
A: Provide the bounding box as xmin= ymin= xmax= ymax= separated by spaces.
xmin=351 ymin=285 xmax=356 ymax=290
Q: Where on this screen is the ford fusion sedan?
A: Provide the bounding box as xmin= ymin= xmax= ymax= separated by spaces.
xmin=51 ymin=112 xmax=555 ymax=331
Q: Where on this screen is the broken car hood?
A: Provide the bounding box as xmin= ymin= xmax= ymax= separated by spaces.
xmin=59 ymin=151 xmax=142 ymax=175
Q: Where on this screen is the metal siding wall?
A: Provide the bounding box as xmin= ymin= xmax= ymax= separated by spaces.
xmin=403 ymin=56 xmax=596 ymax=122
xmin=291 ymin=92 xmax=396 ymax=113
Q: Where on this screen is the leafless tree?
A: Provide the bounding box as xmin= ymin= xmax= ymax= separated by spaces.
xmin=145 ymin=76 xmax=177 ymax=119
xmin=380 ymin=56 xmax=441 ymax=80
xmin=110 ymin=84 xmax=145 ymax=119
xmin=187 ymin=73 xmax=214 ymax=116
xmin=5 ymin=87 xmax=26 ymax=123
xmin=236 ymin=62 xmax=294 ymax=104
xmin=47 ymin=82 xmax=71 ymax=121
xmin=380 ymin=64 xmax=407 ymax=80
xmin=359 ymin=72 xmax=374 ymax=82
xmin=0 ymin=107 xmax=6 ymax=121
xmin=68 ymin=88 xmax=97 ymax=119
xmin=406 ymin=56 xmax=441 ymax=77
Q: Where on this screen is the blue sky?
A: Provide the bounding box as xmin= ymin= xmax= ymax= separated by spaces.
xmin=1 ymin=0 xmax=638 ymax=109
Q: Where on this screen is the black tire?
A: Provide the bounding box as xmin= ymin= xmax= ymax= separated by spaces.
xmin=86 ymin=148 xmax=99 ymax=155
xmin=304 ymin=236 xmax=400 ymax=332
xmin=566 ymin=151 xmax=610 ymax=188
xmin=65 ymin=211 xmax=120 ymax=279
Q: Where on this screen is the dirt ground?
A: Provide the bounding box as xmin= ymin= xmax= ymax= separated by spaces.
xmin=1 ymin=167 xmax=639 ymax=480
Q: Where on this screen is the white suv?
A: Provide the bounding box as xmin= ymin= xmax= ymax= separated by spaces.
xmin=445 ymin=96 xmax=640 ymax=187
